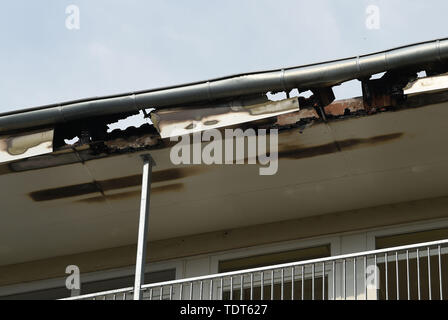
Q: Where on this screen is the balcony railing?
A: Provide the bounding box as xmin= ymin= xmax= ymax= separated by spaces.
xmin=63 ymin=239 xmax=448 ymax=300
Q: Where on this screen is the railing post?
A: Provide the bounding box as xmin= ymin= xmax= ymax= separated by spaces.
xmin=134 ymin=154 xmax=155 ymax=300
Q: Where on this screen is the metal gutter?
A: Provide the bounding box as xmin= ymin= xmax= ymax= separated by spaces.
xmin=1 ymin=38 xmax=448 ymax=134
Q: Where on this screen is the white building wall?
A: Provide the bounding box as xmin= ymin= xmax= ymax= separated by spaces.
xmin=2 ymin=217 xmax=448 ymax=299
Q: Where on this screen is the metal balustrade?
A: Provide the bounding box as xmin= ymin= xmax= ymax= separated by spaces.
xmin=62 ymin=239 xmax=448 ymax=300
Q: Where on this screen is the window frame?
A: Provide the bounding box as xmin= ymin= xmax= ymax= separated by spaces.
xmin=0 ymin=259 xmax=183 ymax=299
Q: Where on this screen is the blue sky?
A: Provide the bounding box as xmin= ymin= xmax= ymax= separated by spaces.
xmin=0 ymin=0 xmax=447 ymax=113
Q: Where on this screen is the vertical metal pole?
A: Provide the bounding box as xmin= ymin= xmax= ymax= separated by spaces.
xmin=417 ymin=248 xmax=421 ymax=300
xmin=312 ymin=264 xmax=315 ymax=300
xmin=281 ymin=269 xmax=284 ymax=300
xmin=133 ymin=154 xmax=154 ymax=300
xmin=250 ymin=273 xmax=254 ymax=300
xmin=385 ymin=253 xmax=389 ymax=301
xmin=241 ymin=275 xmax=244 ymax=300
xmin=406 ymin=250 xmax=410 ymax=300
xmin=332 ymin=261 xmax=335 ymax=300
xmin=291 ymin=267 xmax=294 ymax=301
xmin=364 ymin=256 xmax=367 ymax=300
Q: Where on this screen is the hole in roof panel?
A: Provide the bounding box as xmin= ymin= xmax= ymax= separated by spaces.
xmin=370 ymin=71 xmax=386 ymax=80
xmin=417 ymin=71 xmax=427 ymax=78
xmin=289 ymin=88 xmax=299 ymax=98
xmin=333 ymin=79 xmax=362 ymax=100
xmin=267 ymin=91 xmax=287 ymax=101
xmin=299 ymin=90 xmax=313 ymax=98
xmin=107 ymin=110 xmax=153 ymax=133
xmin=64 ymin=137 xmax=79 ymax=145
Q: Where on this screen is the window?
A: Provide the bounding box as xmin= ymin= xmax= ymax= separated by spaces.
xmin=1 ymin=269 xmax=176 ymax=300
xmin=376 ymin=228 xmax=448 ymax=249
xmin=218 ymin=245 xmax=331 ymax=300
xmin=375 ymin=227 xmax=448 ymax=300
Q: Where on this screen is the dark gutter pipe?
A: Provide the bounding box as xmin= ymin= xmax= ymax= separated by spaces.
xmin=1 ymin=38 xmax=448 ymax=134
